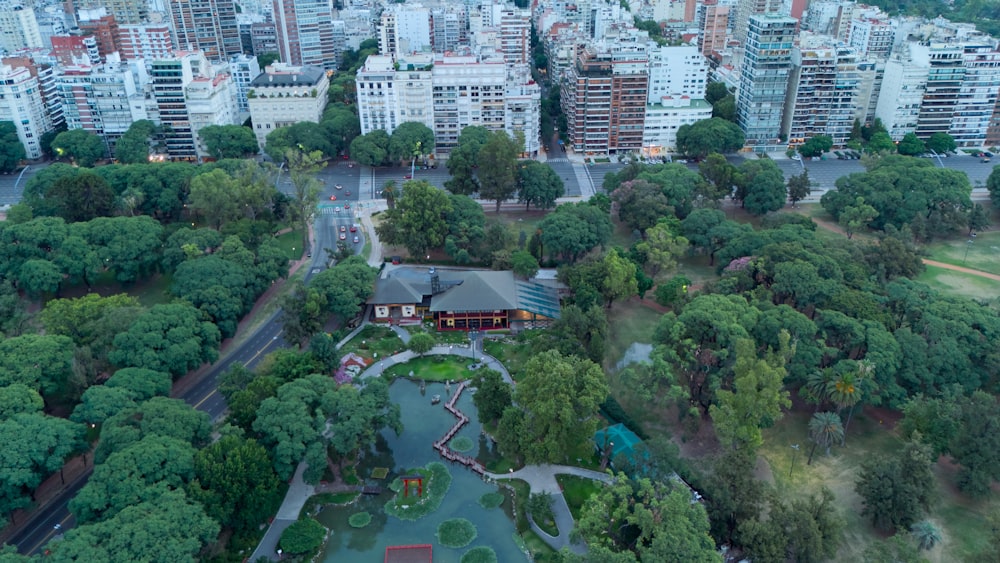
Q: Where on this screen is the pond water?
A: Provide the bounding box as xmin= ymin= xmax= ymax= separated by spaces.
xmin=615 ymin=342 xmax=653 ymax=371
xmin=316 ymin=379 xmax=527 ymax=563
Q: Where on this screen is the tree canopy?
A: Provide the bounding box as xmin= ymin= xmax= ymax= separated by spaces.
xmin=375 ymin=180 xmax=453 ymax=258
xmin=0 ymin=121 xmax=26 ymax=173
xmin=676 ymin=118 xmax=745 ymax=158
xmin=198 ymin=124 xmax=259 ymax=160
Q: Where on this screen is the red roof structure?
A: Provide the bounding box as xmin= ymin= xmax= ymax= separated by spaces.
xmin=385 ymin=544 xmax=433 ymax=563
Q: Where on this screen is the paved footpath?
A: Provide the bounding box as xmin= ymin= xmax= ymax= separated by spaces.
xmin=485 ymin=465 xmax=613 ymax=553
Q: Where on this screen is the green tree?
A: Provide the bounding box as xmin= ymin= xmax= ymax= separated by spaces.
xmin=635 ymin=220 xmax=689 ymax=278
xmin=16 ymin=258 xmax=63 ymax=299
xmin=538 ymin=201 xmax=613 ymax=262
xmin=188 ymin=433 xmax=283 ymax=533
xmin=309 ymin=255 xmax=378 ymax=321
xmin=478 ymin=131 xmax=523 ymax=212
xmin=0 ymin=413 xmax=85 ymax=516
xmin=611 ymin=179 xmax=673 ymax=233
xmin=380 ymin=179 xmax=397 ymax=208
xmin=0 ymin=334 xmax=76 ymax=400
xmin=80 ymin=216 xmax=164 ymax=284
xmin=52 ymin=128 xmax=105 ymax=167
xmin=0 ymin=121 xmax=25 ymax=173
xmin=856 ymin=439 xmax=935 ymax=532
xmin=49 ymin=489 xmax=218 ymax=562
xmin=46 ymin=171 xmax=115 ymax=223
xmin=798 ymin=135 xmax=833 ymax=158
xmin=911 ymin=520 xmax=941 ymax=551
xmin=599 ymin=248 xmax=639 ymax=307
xmin=388 ymin=121 xmax=435 ymax=163
xmin=676 ymin=118 xmax=745 ymax=158
xmin=70 ymin=434 xmax=197 ymax=523
xmin=576 ymin=472 xmax=721 ymax=562
xmin=0 ymin=384 xmax=43 ymax=418
xmin=739 ymin=488 xmax=844 ymax=563
xmin=807 ymin=412 xmax=844 ymax=464
xmin=518 ymin=160 xmax=564 ymax=210
xmin=349 ymin=130 xmax=390 ymax=167
xmin=407 ymin=332 xmax=435 ymax=356
xmin=950 ymin=391 xmax=1000 ymax=496
xmin=105 ymin=367 xmax=172 ymax=401
xmin=285 ymin=148 xmax=323 ymax=249
xmin=375 ymin=180 xmax=452 ymax=258
xmin=188 ymin=168 xmax=241 ymax=229
xmin=705 ymin=82 xmax=729 ymax=105
xmin=278 ymin=280 xmax=328 ymax=347
xmin=710 ymin=336 xmax=791 ymax=451
xmin=697 ymin=153 xmax=738 ymax=204
xmin=839 ymin=196 xmax=879 ymax=239
xmin=280 ymin=518 xmax=327 ymax=554
xmin=867 ymin=131 xmax=896 ymax=154
xmin=926 ymin=132 xmax=956 ymax=154
xmin=70 ymin=386 xmax=138 ymax=425
xmin=736 ymin=158 xmax=786 ymax=215
xmin=787 ymin=169 xmax=813 ymax=207
xmin=968 ymin=203 xmax=991 ymax=235
xmin=198 ymin=124 xmax=258 ymax=159
xmin=171 ymin=256 xmax=252 ymax=337
xmin=500 ymin=350 xmax=608 ymax=463
xmin=445 ymin=125 xmax=491 ymax=196
xmin=511 ymin=249 xmax=539 ymax=279
xmin=897 ymin=133 xmax=926 ymax=156
xmin=114 ymin=120 xmax=157 ymax=164
xmin=471 ymin=369 xmax=511 ymax=425
xmin=110 ymin=302 xmax=221 ymax=378
xmin=264 ymin=122 xmax=333 ymax=161
xmin=711 ymin=94 xmax=737 ymax=122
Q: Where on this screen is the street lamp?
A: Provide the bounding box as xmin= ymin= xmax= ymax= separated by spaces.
xmin=411 ymin=141 xmax=422 ymax=180
xmin=964 ymin=232 xmax=977 ymax=264
xmin=789 ymin=444 xmax=800 ymax=479
xmin=470 ymin=328 xmax=479 ymax=361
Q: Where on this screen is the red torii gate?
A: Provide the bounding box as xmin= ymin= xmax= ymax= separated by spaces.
xmin=401 ymin=475 xmax=423 ymax=498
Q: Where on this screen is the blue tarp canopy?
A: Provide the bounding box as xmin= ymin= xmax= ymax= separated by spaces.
xmin=594 ymin=423 xmax=643 ymax=464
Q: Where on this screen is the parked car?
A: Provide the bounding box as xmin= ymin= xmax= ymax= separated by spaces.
xmin=982 ymin=157 xmax=992 ymax=163
xmin=350 ymin=225 xmax=358 ymax=232
xmin=353 ymin=236 xmax=360 ymax=244
xmin=340 ymin=225 xmax=346 ymax=232
xmin=339 ymin=233 xmax=347 ymax=240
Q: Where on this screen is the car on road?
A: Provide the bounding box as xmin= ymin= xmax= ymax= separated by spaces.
xmin=403 ymin=174 xmax=412 ymax=179
xmin=350 ymin=225 xmax=357 ymax=232
xmin=339 ymin=233 xmax=347 ymax=240
xmin=344 ymin=203 xmax=351 ymax=210
xmin=329 ymin=195 xmax=337 ymax=201
xmin=346 ymin=190 xmax=352 ymax=196
xmin=353 ymin=235 xmax=360 ymax=244
xmin=340 ymin=225 xmax=346 ymax=232
xmin=335 ymin=184 xmax=343 ymax=190
xmin=982 ymin=158 xmax=992 ymax=163
xmin=334 ymin=206 xmax=341 ymax=213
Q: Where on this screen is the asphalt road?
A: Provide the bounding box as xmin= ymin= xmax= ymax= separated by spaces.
xmin=0 ymin=165 xmax=42 ymax=206
xmin=8 ymin=162 xmax=368 ymax=556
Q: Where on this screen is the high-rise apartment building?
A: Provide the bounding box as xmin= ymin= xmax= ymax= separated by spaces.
xmin=0 ymin=63 xmax=51 ymax=158
xmin=229 ymin=54 xmax=260 ymax=114
xmin=77 ymin=8 xmax=120 ymax=61
xmin=186 ymin=71 xmax=238 ymax=158
xmin=151 ymin=51 xmax=235 ymax=160
xmin=51 ymin=34 xmax=100 ymax=65
xmin=783 ymin=37 xmax=861 ymax=147
xmin=736 ymin=14 xmax=796 ymax=147
xmin=0 ymin=4 xmax=43 ymax=53
xmin=118 ymin=24 xmax=174 ymax=61
xmin=57 ymin=62 xmax=145 ymax=154
xmin=497 ymin=5 xmax=530 ymax=65
xmin=75 ymin=0 xmax=147 ymax=24
xmin=379 ymin=4 xmax=431 ymax=56
xmin=699 ymin=1 xmax=729 ymax=58
xmin=643 ymin=45 xmax=713 ymax=154
xmin=250 ymin=21 xmax=277 ymax=56
xmin=272 ymin=0 xmax=338 ymax=69
xmin=563 ymin=43 xmax=649 ymax=154
xmin=848 ymin=18 xmax=895 ymax=59
xmin=167 ymin=0 xmax=241 ymax=60
xmin=731 ymin=0 xmax=784 ymax=68
xmin=356 ymin=52 xmax=540 ymax=154
xmin=430 ymin=7 xmax=463 ymax=53
xmin=875 ymin=48 xmax=926 ymax=140
xmin=247 ymin=63 xmax=328 ymax=149
xmin=951 ymin=42 xmax=1000 ymax=146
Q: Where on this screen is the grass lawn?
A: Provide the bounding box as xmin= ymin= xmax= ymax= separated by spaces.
xmin=556 ymin=474 xmax=605 ymax=520
xmin=758 ymin=409 xmax=997 ymax=561
xmin=337 ymin=325 xmax=406 ymax=360
xmin=922 ymin=230 xmax=1000 ymax=276
xmin=917 ymin=265 xmax=1000 ymax=300
xmin=495 ymin=209 xmax=549 ymax=241
xmin=274 ymin=229 xmax=305 ymax=261
xmin=674 ymin=254 xmax=720 ymax=287
xmin=604 ymin=299 xmax=662 ymax=373
xmin=384 ymin=355 xmax=476 ymax=382
xmin=405 ymin=325 xmax=472 ymax=345
xmin=483 ymin=338 xmax=533 ymax=381
xmin=57 ymin=271 xmax=175 ymax=308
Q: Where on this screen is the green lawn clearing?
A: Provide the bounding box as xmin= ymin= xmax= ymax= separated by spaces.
xmin=556 ymin=474 xmax=605 ymax=520
xmin=274 ymin=229 xmax=306 ymax=261
xmin=338 ymin=325 xmax=406 ymax=361
xmin=384 ymin=355 xmax=476 ymax=381
xmin=916 ymin=265 xmax=1000 ymax=300
xmin=483 ymin=338 xmax=533 ymax=381
xmin=605 ymin=299 xmax=662 ymax=373
xmin=922 ymin=231 xmax=1000 ymax=276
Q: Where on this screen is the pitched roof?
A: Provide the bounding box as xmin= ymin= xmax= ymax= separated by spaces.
xmin=429 ymin=271 xmax=519 ymax=312
xmin=369 ymin=276 xmax=425 ymax=305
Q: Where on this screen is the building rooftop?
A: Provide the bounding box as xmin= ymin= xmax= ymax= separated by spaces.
xmin=250 ymin=65 xmax=325 ymax=87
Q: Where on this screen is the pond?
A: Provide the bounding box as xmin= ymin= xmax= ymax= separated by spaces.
xmin=316 ymin=379 xmax=527 ymax=563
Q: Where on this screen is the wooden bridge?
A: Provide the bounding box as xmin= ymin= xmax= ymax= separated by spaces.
xmin=432 ymin=381 xmax=486 ymax=475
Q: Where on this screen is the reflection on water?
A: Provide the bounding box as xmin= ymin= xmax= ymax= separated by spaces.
xmin=316 ymin=380 xmax=527 ymax=563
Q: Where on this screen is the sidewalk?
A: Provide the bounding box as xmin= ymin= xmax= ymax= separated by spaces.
xmin=249 ymin=461 xmax=316 ymax=561
xmin=486 ymin=465 xmax=613 ymax=553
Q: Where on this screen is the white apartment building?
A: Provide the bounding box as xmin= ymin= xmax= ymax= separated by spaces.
xmin=229 ymin=54 xmax=261 ymax=114
xmin=737 ymin=14 xmax=797 ymax=148
xmin=187 ymin=71 xmax=239 ymax=159
xmin=0 ymin=4 xmax=43 ymax=54
xmin=118 ymin=24 xmax=174 ymax=61
xmin=379 ymin=4 xmax=432 ymax=57
xmin=356 ymin=52 xmax=541 ymax=154
xmin=0 ymin=63 xmax=50 ymax=158
xmin=952 ymin=42 xmax=1000 ymax=146
xmin=875 ymin=48 xmax=927 ymax=140
xmin=848 ymin=18 xmax=895 ymax=59
xmin=643 ymin=44 xmax=712 ymax=154
xmin=783 ymin=37 xmax=862 ymax=147
xmin=57 ymin=62 xmax=146 ymax=155
xmin=247 ymin=63 xmax=329 ymax=150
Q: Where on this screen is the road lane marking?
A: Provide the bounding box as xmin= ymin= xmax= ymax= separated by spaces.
xmin=28 ymin=513 xmax=72 ymax=555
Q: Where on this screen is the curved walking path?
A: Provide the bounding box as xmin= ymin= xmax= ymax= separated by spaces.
xmin=485 ymin=465 xmax=613 ymax=553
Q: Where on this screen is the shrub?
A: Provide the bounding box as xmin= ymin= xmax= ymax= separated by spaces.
xmin=279 ymin=518 xmax=326 ymax=554
xmin=348 ymin=511 xmax=372 ymax=528
xmin=462 ymin=546 xmax=498 ymax=563
xmin=600 ymin=396 xmax=649 ymax=439
xmin=450 ymin=436 xmax=474 ymax=452
xmin=437 ymin=518 xmax=477 ymax=548
xmin=478 ymin=492 xmax=504 ymax=509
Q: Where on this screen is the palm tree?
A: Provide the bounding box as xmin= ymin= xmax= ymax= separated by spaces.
xmin=911 ymin=520 xmax=942 ymax=551
xmin=827 ymin=360 xmax=875 ymax=444
xmin=381 ymin=180 xmax=397 ymax=209
xmin=807 ymin=412 xmax=844 ymax=465
xmin=803 ymin=369 xmax=835 ymax=411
